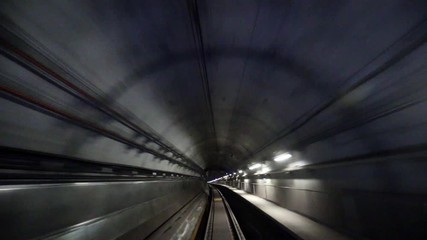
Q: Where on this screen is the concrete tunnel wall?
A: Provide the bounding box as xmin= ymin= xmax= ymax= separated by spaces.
xmin=0 ymin=180 xmax=207 ymax=240
xmin=230 ymin=155 xmax=427 ymax=239
xmin=1 ymin=1 xmax=427 ymax=240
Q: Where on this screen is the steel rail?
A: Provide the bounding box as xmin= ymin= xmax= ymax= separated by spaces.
xmin=205 ymin=186 xmax=246 ymax=240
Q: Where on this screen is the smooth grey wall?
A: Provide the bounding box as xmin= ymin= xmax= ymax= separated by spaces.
xmin=235 ymin=158 xmax=427 ymax=240
xmin=0 ymin=179 xmax=207 ymax=240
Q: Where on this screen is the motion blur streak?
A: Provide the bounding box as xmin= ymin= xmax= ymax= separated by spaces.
xmin=1 ymin=1 xmax=427 ymax=240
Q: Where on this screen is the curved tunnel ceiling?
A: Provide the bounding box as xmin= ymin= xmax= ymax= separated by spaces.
xmin=1 ymin=0 xmax=427 ymax=176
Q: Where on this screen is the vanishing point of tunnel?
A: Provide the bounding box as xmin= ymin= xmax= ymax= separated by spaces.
xmin=1 ymin=1 xmax=427 ymax=240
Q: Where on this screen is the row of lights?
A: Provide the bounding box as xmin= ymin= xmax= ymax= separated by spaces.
xmin=207 ymin=170 xmax=248 ymax=183
xmin=248 ymin=152 xmax=293 ymax=175
xmin=209 ymin=152 xmax=299 ymax=183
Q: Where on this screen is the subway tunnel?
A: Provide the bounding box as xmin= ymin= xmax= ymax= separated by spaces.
xmin=1 ymin=0 xmax=427 ymax=239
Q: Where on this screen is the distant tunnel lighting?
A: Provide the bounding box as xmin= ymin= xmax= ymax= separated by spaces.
xmin=288 ymin=161 xmax=306 ymax=169
xmin=274 ymin=152 xmax=292 ymax=162
xmin=238 ymin=170 xmax=243 ymax=173
xmin=249 ymin=163 xmax=262 ymax=170
xmin=255 ymin=167 xmax=271 ymax=175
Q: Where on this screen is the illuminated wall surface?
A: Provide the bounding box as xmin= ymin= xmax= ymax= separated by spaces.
xmin=1 ymin=0 xmax=427 ymax=239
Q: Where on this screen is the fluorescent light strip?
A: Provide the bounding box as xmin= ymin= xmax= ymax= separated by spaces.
xmin=274 ymin=152 xmax=292 ymax=162
xmin=249 ymin=163 xmax=262 ymax=170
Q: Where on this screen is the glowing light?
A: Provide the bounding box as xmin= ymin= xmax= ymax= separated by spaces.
xmin=73 ymin=182 xmax=92 ymax=186
xmin=255 ymin=167 xmax=271 ymax=175
xmin=249 ymin=163 xmax=262 ymax=170
xmin=274 ymin=152 xmax=292 ymax=162
xmin=288 ymin=161 xmax=306 ymax=169
xmin=238 ymin=170 xmax=243 ymax=173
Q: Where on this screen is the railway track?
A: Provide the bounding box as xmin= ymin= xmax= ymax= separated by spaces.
xmin=204 ymin=186 xmax=246 ymax=240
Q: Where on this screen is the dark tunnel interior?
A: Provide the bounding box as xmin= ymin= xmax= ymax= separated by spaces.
xmin=1 ymin=0 xmax=427 ymax=239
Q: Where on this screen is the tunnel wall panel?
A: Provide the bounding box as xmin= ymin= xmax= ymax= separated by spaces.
xmin=0 ymin=98 xmax=197 ymax=176
xmin=0 ymin=179 xmax=206 ymax=240
xmin=237 ymin=158 xmax=427 ymax=239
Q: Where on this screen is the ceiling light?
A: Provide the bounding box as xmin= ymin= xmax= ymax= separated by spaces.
xmin=255 ymin=167 xmax=271 ymax=175
xmin=238 ymin=170 xmax=243 ymax=173
xmin=274 ymin=152 xmax=292 ymax=162
xmin=249 ymin=163 xmax=262 ymax=170
xmin=288 ymin=161 xmax=306 ymax=169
